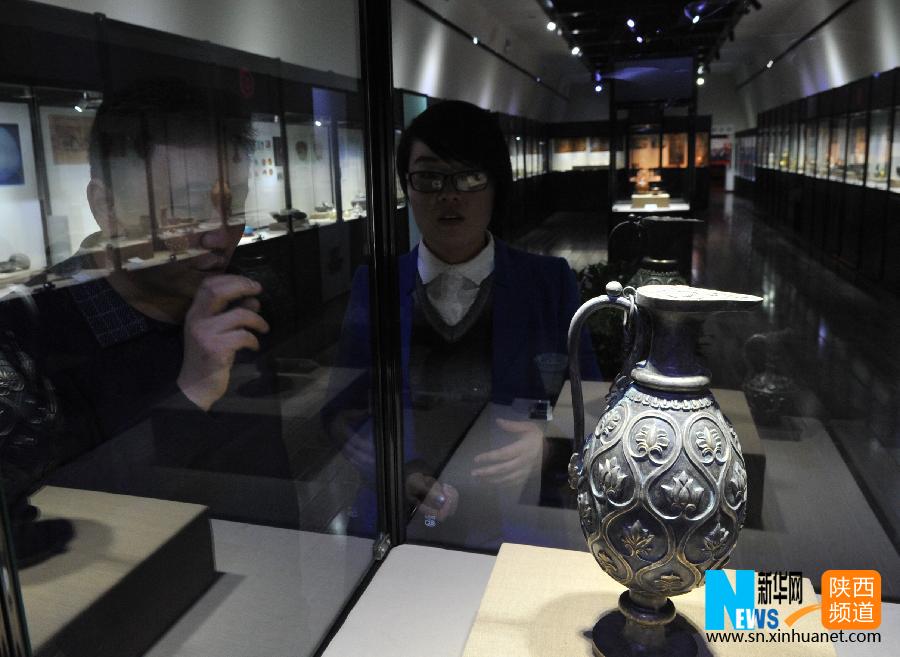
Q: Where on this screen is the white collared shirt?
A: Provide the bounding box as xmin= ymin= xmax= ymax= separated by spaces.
xmin=417 ymin=233 xmax=495 ymax=326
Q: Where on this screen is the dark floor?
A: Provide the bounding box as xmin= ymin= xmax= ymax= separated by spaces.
xmin=511 ymin=187 xmax=900 ymax=596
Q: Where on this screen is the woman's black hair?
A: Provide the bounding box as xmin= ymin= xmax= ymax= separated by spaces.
xmin=396 ymin=100 xmax=512 ymax=227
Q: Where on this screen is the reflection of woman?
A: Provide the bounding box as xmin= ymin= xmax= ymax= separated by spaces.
xmin=327 ymin=101 xmax=597 ymax=545
xmin=294 ymin=139 xmax=308 ymax=161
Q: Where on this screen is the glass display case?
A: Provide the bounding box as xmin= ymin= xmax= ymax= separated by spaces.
xmin=510 ymin=134 xmax=524 ymax=180
xmin=828 ymin=114 xmax=847 ymax=181
xmin=0 ymin=86 xmax=49 ymax=283
xmin=845 ymin=111 xmax=867 ymax=185
xmin=338 ymin=122 xmax=367 ymax=219
xmin=244 ymin=113 xmax=287 ymax=226
xmin=866 ymin=108 xmax=890 ymax=190
xmin=795 ymin=120 xmax=805 ymax=173
xmin=551 ymin=136 xmax=610 ymax=171
xmin=286 ymin=115 xmax=336 ymax=221
xmin=628 ymin=127 xmax=660 ymax=170
xmin=735 ymin=132 xmax=756 ymax=181
xmin=804 ymin=121 xmax=817 ymax=177
xmin=815 ymin=117 xmax=830 ymax=178
xmin=695 ymin=132 xmax=709 ymax=167
xmin=778 ymin=122 xmax=790 ymax=170
xmin=662 ymin=132 xmax=688 ymax=168
xmin=892 ymin=107 xmax=900 ymax=193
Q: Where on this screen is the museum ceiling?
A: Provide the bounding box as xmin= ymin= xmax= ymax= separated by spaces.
xmin=540 ymin=0 xmax=761 ymax=72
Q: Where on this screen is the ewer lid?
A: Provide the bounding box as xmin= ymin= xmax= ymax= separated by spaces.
xmin=635 ymin=285 xmax=762 ymax=313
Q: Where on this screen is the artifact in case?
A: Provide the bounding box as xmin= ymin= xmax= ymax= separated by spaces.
xmin=568 ymin=282 xmax=761 ymax=657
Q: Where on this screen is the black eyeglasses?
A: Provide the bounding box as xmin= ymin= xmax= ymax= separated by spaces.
xmin=407 ymin=170 xmax=490 ymax=193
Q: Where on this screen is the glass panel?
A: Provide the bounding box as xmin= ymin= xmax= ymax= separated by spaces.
xmin=287 ymin=116 xmax=337 ymax=222
xmin=828 ymin=115 xmax=847 ymax=181
xmin=816 ymin=118 xmax=830 ymax=178
xmin=0 ymin=4 xmax=377 ymax=656
xmin=629 ymin=128 xmax=660 ymax=170
xmin=339 ymin=123 xmax=367 ymax=219
xmin=795 ymin=121 xmax=805 ymax=173
xmin=804 ymin=121 xmax=817 ymax=177
xmin=892 ymin=107 xmax=900 ymax=193
xmin=511 ymin=134 xmax=524 ymax=180
xmin=866 ymin=109 xmax=890 ymax=190
xmin=846 ymin=111 xmax=867 ymax=185
xmin=695 ymin=132 xmax=709 ymax=167
xmin=662 ymin=132 xmax=687 ymax=168
xmin=778 ymin=123 xmax=790 ymax=170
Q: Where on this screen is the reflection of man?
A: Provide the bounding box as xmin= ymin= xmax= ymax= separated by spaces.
xmin=13 ymin=79 xmax=285 ymax=480
xmin=327 ymin=101 xmax=597 ymax=545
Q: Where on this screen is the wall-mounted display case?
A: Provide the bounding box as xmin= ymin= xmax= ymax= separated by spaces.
xmin=846 ymin=111 xmax=868 ymax=185
xmin=662 ymin=132 xmax=688 ymax=168
xmin=828 ymin=114 xmax=847 ymax=181
xmin=892 ymin=107 xmax=900 ymax=194
xmin=815 ymin=117 xmax=830 ymax=178
xmin=734 ymin=129 xmax=756 ymax=182
xmin=695 ymin=132 xmax=709 ymax=168
xmin=803 ymin=120 xmax=817 ymax=177
xmin=866 ymin=108 xmax=891 ymax=190
xmin=628 ymin=126 xmax=660 ymax=170
xmin=286 ymin=115 xmax=336 ymax=221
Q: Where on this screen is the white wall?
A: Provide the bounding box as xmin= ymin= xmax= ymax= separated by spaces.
xmin=391 ymin=0 xmax=567 ymax=121
xmin=734 ymin=0 xmax=900 ymax=120
xmin=34 ymin=0 xmax=361 ymax=78
xmin=698 ymin=72 xmax=753 ymax=132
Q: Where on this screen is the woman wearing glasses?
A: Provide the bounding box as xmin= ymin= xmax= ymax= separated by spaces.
xmin=328 ymin=101 xmax=597 ymax=545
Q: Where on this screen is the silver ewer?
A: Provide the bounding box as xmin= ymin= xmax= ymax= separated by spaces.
xmin=567 ymin=282 xmax=762 ymax=657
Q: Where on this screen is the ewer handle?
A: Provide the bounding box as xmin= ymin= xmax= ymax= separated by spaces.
xmin=567 ymin=281 xmax=634 ymax=459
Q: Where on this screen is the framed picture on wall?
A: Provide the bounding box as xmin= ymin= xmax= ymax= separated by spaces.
xmin=0 ymin=123 xmax=25 ymax=185
xmin=48 ymin=114 xmax=93 ymax=165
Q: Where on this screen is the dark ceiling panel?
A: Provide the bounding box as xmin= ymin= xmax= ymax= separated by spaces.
xmin=546 ymin=0 xmax=756 ymax=71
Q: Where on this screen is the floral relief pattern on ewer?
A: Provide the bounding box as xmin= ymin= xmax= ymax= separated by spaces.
xmin=726 ymin=462 xmax=748 ymax=508
xmin=595 ymin=408 xmax=623 ymax=442
xmin=661 ymin=470 xmax=706 ymax=517
xmin=701 ymin=520 xmax=731 ymax=560
xmin=622 ymin=520 xmax=655 ymax=559
xmin=694 ymin=424 xmax=726 ymax=463
xmin=593 ymin=456 xmax=630 ymax=506
xmin=633 ymin=421 xmax=670 ymax=460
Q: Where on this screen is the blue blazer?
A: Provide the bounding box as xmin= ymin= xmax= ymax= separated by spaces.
xmin=335 ymin=238 xmax=598 ymax=405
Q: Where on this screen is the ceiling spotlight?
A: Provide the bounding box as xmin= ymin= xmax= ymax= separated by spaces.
xmin=571 ymin=46 xmax=581 ymax=55
xmin=636 ymin=36 xmax=644 ymax=44
xmin=626 ymin=18 xmax=635 ymax=29
xmin=546 ymin=21 xmax=557 ymax=31
xmin=314 ymin=120 xmax=322 ymax=127
xmin=536 ymin=77 xmax=542 ymax=83
xmin=696 ymin=77 xmax=705 ymax=86
xmin=594 ymin=84 xmax=603 ymax=93
xmin=697 ymin=64 xmax=704 ymax=75
xmin=557 ymin=28 xmax=562 ymax=35
xmin=766 ymin=59 xmax=774 ymax=68
xmin=594 ymin=71 xmax=602 ymax=82
xmin=472 ymin=36 xmax=479 ymax=45
xmin=515 ymin=136 xmax=521 ymax=141
xmin=692 ymin=15 xmax=700 ymax=24
xmin=74 ymin=105 xmax=83 ymax=112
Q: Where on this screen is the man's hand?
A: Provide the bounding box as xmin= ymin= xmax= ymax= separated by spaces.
xmin=406 ymin=473 xmax=459 ymax=522
xmin=470 ymin=418 xmax=544 ymax=487
xmin=177 ymin=274 xmax=269 ymax=411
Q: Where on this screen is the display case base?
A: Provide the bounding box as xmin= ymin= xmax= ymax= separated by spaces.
xmin=462 ymin=543 xmax=836 ymax=657
xmin=19 ymin=486 xmax=215 ymax=657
